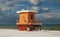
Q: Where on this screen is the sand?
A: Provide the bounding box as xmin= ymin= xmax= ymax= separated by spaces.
xmin=0 ymin=29 xmax=60 ymax=37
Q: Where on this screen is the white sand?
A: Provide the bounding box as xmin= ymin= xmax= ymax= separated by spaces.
xmin=0 ymin=29 xmax=60 ymax=37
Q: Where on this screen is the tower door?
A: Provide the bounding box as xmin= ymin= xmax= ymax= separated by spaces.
xmin=28 ymin=13 xmax=35 ymax=23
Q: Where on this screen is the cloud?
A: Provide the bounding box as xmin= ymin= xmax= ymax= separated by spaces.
xmin=35 ymin=12 xmax=60 ymax=24
xmin=47 ymin=0 xmax=60 ymax=4
xmin=40 ymin=13 xmax=60 ymax=19
xmin=1 ymin=8 xmax=7 ymax=11
xmin=0 ymin=7 xmax=10 ymax=11
xmin=40 ymin=13 xmax=53 ymax=18
xmin=0 ymin=7 xmax=15 ymax=11
xmin=0 ymin=0 xmax=24 ymax=11
xmin=0 ymin=0 xmax=60 ymax=24
xmin=13 ymin=4 xmax=24 ymax=7
xmin=5 ymin=1 xmax=14 ymax=7
xmin=28 ymin=0 xmax=41 ymax=5
xmin=27 ymin=0 xmax=47 ymax=6
xmin=28 ymin=0 xmax=39 ymax=5
xmin=25 ymin=6 xmax=41 ymax=13
xmin=0 ymin=0 xmax=28 ymax=11
xmin=0 ymin=0 xmax=14 ymax=11
xmin=31 ymin=6 xmax=40 ymax=11
xmin=42 ymin=8 xmax=49 ymax=12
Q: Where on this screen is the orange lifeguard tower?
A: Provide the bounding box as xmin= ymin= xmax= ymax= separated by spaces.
xmin=16 ymin=9 xmax=42 ymax=31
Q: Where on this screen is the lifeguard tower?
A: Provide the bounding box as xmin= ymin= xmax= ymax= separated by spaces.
xmin=16 ymin=9 xmax=42 ymax=31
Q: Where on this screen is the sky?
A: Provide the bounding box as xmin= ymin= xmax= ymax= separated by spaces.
xmin=0 ymin=0 xmax=60 ymax=24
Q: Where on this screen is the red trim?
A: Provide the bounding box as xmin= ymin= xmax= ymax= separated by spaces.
xmin=18 ymin=25 xmax=27 ymax=31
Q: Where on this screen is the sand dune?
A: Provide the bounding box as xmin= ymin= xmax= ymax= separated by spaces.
xmin=0 ymin=29 xmax=60 ymax=37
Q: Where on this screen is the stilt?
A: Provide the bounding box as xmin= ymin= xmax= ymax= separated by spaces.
xmin=39 ymin=25 xmax=41 ymax=31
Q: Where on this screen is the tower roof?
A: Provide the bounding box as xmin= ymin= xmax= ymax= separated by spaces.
xmin=16 ymin=9 xmax=38 ymax=13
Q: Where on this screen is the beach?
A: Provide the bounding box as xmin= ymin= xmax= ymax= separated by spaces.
xmin=0 ymin=29 xmax=60 ymax=37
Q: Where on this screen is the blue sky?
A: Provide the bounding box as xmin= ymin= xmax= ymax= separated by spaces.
xmin=0 ymin=0 xmax=60 ymax=24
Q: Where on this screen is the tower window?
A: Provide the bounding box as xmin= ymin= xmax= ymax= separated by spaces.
xmin=31 ymin=15 xmax=33 ymax=19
